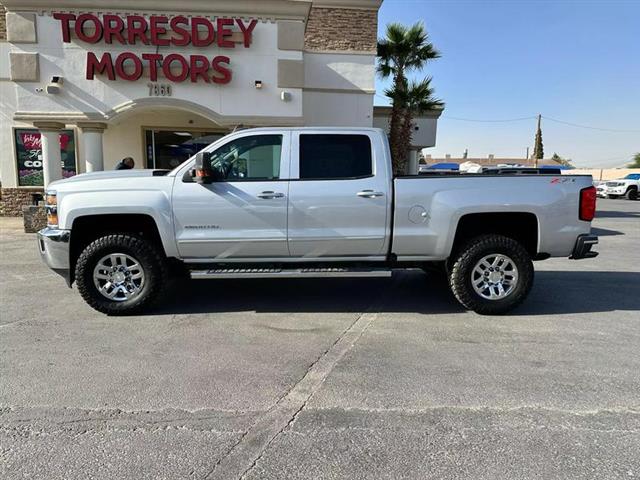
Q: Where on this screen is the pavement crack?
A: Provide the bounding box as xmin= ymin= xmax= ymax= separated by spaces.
xmin=204 ymin=279 xmax=397 ymax=480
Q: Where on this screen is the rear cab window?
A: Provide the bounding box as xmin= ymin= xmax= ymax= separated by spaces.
xmin=299 ymin=134 xmax=373 ymax=180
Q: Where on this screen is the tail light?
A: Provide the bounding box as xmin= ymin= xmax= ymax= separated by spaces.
xmin=579 ymin=186 xmax=596 ymax=221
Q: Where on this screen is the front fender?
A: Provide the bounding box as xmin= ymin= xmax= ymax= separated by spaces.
xmin=57 ymin=188 xmax=179 ymax=258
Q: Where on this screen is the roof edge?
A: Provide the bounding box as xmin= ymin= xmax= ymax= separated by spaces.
xmin=0 ymin=0 xmax=313 ymax=19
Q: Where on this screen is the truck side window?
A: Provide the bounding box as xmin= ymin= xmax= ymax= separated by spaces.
xmin=208 ymin=134 xmax=282 ymax=180
xmin=299 ymin=134 xmax=372 ymax=179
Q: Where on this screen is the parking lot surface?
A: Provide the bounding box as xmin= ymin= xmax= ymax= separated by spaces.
xmin=1 ymin=199 xmax=639 ymax=479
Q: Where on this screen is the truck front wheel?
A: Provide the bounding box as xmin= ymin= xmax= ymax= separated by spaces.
xmin=75 ymin=234 xmax=168 ymax=315
xmin=449 ymin=234 xmax=534 ymax=315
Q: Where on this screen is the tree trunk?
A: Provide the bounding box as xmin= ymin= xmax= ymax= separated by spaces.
xmin=395 ymin=109 xmax=414 ymax=175
xmin=388 ymin=74 xmax=406 ymax=176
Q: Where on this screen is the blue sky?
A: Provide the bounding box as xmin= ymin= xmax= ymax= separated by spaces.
xmin=375 ymin=0 xmax=640 ymax=167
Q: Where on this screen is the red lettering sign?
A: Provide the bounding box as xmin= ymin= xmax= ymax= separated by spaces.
xmin=54 ymin=13 xmax=257 ymax=84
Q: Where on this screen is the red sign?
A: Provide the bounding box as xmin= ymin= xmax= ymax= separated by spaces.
xmin=53 ymin=13 xmax=258 ymax=84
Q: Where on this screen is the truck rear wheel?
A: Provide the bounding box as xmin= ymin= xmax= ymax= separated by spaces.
xmin=75 ymin=234 xmax=168 ymax=315
xmin=449 ymin=234 xmax=533 ymax=315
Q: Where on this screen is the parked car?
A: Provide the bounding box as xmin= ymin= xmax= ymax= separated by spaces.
xmin=594 ymin=181 xmax=608 ymax=198
xmin=38 ymin=127 xmax=598 ymax=316
xmin=603 ymin=173 xmax=640 ymax=200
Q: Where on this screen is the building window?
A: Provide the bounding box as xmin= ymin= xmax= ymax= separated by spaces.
xmin=144 ymin=129 xmax=226 ymax=170
xmin=14 ymin=129 xmax=77 ymax=186
xmin=299 ymin=134 xmax=372 ymax=180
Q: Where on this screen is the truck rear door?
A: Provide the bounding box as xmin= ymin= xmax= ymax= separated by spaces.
xmin=287 ymin=131 xmax=390 ymax=258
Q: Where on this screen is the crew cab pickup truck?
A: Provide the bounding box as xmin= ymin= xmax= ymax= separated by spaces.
xmin=38 ymin=127 xmax=598 ymax=315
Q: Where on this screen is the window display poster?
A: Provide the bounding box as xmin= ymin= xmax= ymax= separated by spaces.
xmin=15 ymin=129 xmax=77 ymax=186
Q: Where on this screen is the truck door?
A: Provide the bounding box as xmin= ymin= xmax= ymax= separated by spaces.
xmin=287 ymin=132 xmax=390 ymax=258
xmin=172 ymin=132 xmax=290 ymax=260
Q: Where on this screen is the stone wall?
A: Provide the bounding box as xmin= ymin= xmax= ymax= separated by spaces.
xmin=0 ymin=7 xmax=6 ymax=41
xmin=22 ymin=205 xmax=47 ymax=233
xmin=304 ymin=7 xmax=378 ymax=52
xmin=0 ymin=188 xmax=44 ymax=216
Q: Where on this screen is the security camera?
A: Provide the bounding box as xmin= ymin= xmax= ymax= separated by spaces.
xmin=46 ymin=76 xmax=63 ymax=94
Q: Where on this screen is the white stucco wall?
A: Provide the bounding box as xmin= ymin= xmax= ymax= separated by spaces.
xmin=304 ymin=91 xmax=374 ymax=127
xmin=372 ymin=114 xmax=439 ymax=149
xmin=302 ymin=51 xmax=375 ymax=127
xmin=101 ymin=109 xmax=223 ymax=170
xmin=1 ymin=11 xmax=386 ymax=188
xmin=13 ymin=13 xmax=303 ymax=122
xmin=303 ymin=52 xmax=375 ymax=92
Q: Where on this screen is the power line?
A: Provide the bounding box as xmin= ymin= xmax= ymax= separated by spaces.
xmin=371 ymin=98 xmax=640 ymax=133
xmin=441 ymin=115 xmax=537 ymax=123
xmin=541 ymin=116 xmax=640 ymax=133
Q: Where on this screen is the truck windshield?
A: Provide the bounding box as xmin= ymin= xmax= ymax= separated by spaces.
xmin=624 ymin=174 xmax=640 ymax=180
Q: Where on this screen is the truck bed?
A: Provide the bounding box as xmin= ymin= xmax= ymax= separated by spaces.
xmin=391 ymin=174 xmax=594 ymax=260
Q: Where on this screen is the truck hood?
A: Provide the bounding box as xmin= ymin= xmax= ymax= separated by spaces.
xmin=48 ymin=169 xmax=170 ymax=188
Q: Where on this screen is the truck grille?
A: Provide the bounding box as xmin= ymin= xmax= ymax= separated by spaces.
xmin=606 ymin=182 xmax=623 ymax=187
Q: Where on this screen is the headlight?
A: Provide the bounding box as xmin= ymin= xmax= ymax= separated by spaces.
xmin=45 ymin=191 xmax=58 ymax=227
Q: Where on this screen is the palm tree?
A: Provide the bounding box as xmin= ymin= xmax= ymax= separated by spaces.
xmin=385 ymin=77 xmax=444 ymax=173
xmin=378 ymin=22 xmax=441 ymax=174
xmin=628 ymin=152 xmax=640 ymax=168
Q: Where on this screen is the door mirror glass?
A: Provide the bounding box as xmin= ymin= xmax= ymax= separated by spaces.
xmin=194 ymin=152 xmax=226 ymax=184
xmin=194 ymin=152 xmax=214 ymax=183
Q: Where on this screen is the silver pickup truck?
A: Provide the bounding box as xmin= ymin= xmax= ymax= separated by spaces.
xmin=38 ymin=127 xmax=598 ymax=315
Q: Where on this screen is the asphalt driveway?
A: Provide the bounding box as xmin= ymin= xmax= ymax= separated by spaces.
xmin=1 ymin=199 xmax=639 ymax=479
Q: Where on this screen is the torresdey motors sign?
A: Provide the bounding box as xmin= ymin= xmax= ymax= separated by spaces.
xmin=53 ymin=13 xmax=258 ymax=84
xmin=15 ymin=129 xmax=77 ymax=186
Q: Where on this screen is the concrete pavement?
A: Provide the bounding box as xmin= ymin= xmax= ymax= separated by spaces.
xmin=1 ymin=199 xmax=639 ymax=479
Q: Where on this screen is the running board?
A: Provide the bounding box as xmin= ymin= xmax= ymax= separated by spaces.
xmin=190 ymin=267 xmax=392 ymax=280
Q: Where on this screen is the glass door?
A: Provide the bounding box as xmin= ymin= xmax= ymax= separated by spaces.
xmin=144 ymin=129 xmax=227 ymax=169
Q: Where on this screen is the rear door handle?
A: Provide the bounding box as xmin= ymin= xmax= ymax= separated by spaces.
xmin=357 ymin=190 xmax=384 ymax=198
xmin=257 ymin=191 xmax=285 ymax=199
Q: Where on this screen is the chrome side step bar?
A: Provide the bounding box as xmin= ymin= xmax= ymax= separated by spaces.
xmin=190 ymin=267 xmax=392 ymax=280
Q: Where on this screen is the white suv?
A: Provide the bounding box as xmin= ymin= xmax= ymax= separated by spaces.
xmin=604 ymin=173 xmax=640 ymax=200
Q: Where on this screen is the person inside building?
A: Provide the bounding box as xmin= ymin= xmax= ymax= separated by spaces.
xmin=115 ymin=157 xmax=135 ymax=170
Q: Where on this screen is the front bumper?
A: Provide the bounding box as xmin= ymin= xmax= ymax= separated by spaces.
xmin=37 ymin=227 xmax=72 ymax=285
xmin=569 ymin=234 xmax=599 ymax=260
xmin=605 ymin=187 xmax=627 ymax=196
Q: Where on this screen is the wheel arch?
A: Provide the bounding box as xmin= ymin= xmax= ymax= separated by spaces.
xmin=451 ymin=212 xmax=540 ymax=258
xmin=69 ymin=214 xmax=166 ymax=284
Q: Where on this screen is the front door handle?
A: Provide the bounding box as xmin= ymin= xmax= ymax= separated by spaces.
xmin=257 ymin=191 xmax=285 ymax=199
xmin=357 ymin=190 xmax=385 ymax=198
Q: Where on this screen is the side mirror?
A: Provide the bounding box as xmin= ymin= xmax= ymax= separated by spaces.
xmin=194 ymin=152 xmax=222 ymax=184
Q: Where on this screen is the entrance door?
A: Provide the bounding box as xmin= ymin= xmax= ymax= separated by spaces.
xmin=145 ymin=129 xmax=226 ymax=169
xmin=172 ymin=132 xmax=290 ymax=260
xmin=287 ymin=132 xmax=389 ymax=257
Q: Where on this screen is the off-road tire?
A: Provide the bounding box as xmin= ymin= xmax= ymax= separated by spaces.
xmin=625 ymin=188 xmax=638 ymax=200
xmin=75 ymin=234 xmax=168 ymax=315
xmin=449 ymin=234 xmax=534 ymax=315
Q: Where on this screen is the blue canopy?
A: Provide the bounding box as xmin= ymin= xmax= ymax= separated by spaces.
xmin=540 ymin=164 xmax=572 ymax=170
xmin=426 ymin=163 xmax=460 ymax=170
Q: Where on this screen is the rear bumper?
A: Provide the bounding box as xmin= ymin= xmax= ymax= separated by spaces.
xmin=569 ymin=234 xmax=599 ymax=260
xmin=37 ymin=227 xmax=72 ymax=286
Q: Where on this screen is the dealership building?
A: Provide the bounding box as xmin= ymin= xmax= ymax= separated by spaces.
xmin=0 ymin=0 xmax=441 ymax=215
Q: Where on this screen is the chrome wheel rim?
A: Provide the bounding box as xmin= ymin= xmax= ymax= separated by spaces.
xmin=93 ymin=253 xmax=145 ymax=302
xmin=471 ymin=254 xmax=519 ymax=301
